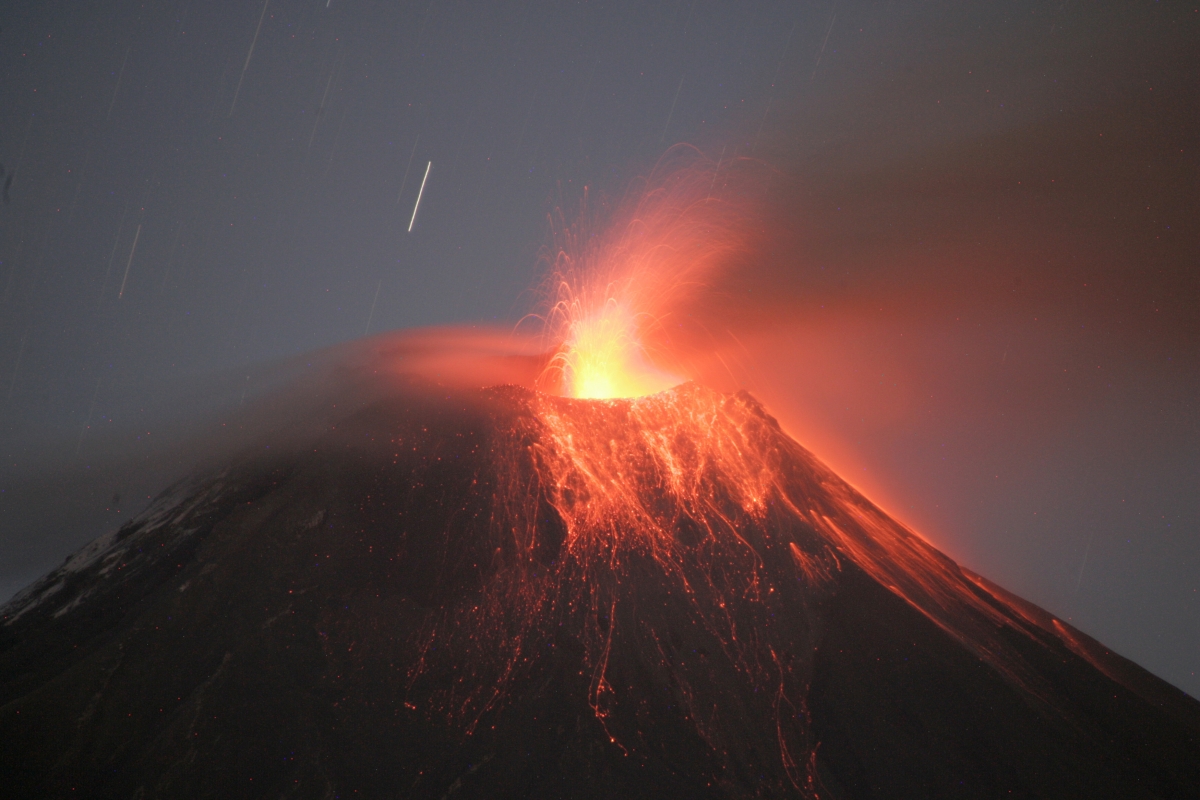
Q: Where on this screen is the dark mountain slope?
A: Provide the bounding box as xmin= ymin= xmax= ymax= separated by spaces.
xmin=2 ymin=383 xmax=1197 ymax=799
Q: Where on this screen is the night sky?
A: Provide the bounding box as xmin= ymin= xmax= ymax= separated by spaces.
xmin=1 ymin=1 xmax=1197 ymax=697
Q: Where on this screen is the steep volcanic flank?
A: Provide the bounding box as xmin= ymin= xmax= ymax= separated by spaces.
xmin=2 ymin=383 xmax=1198 ymax=799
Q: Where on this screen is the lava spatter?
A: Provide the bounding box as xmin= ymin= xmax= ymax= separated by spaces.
xmin=532 ymin=146 xmax=761 ymax=401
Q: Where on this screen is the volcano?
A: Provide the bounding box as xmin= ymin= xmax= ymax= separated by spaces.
xmin=2 ymin=382 xmax=1198 ymax=799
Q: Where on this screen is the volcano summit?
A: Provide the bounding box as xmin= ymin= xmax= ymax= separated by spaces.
xmin=2 ymin=381 xmax=1198 ymax=799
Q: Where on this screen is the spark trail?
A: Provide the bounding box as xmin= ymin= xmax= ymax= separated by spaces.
xmin=396 ymin=135 xmax=420 ymax=204
xmin=408 ymin=161 xmax=431 ymax=232
xmin=660 ymin=74 xmax=685 ymax=143
xmin=230 ymin=0 xmax=270 ymax=117
xmin=117 ymin=224 xmax=141 ymax=300
xmin=106 ymin=47 xmax=131 ymax=122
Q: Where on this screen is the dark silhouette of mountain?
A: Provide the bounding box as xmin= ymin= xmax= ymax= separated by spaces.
xmin=2 ymin=383 xmax=1198 ymax=799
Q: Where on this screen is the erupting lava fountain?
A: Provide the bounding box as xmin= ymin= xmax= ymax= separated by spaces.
xmin=2 ymin=150 xmax=1198 ymax=799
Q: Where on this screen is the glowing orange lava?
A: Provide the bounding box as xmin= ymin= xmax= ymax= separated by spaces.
xmin=546 ymin=291 xmax=680 ymax=399
xmin=531 ymin=146 xmax=760 ymax=399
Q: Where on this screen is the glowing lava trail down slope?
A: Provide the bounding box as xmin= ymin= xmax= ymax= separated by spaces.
xmin=1 ymin=153 xmax=1198 ymax=798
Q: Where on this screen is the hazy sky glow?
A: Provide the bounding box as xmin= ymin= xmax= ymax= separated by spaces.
xmin=0 ymin=1 xmax=1196 ymax=695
